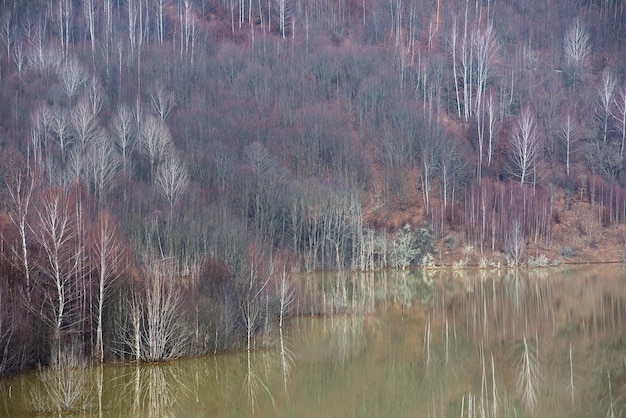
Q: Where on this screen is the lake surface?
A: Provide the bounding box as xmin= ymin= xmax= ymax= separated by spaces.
xmin=2 ymin=265 xmax=626 ymax=417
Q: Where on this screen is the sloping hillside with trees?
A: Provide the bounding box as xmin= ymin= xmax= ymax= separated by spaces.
xmin=0 ymin=0 xmax=625 ymax=374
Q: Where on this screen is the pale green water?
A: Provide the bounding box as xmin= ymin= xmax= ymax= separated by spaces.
xmin=2 ymin=266 xmax=626 ymax=417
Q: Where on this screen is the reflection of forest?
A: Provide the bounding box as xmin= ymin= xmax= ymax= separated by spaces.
xmin=429 ymin=266 xmax=626 ymax=345
xmin=298 ymin=270 xmax=378 ymax=315
xmin=401 ymin=266 xmax=626 ymax=416
xmin=291 ymin=267 xmax=626 ymax=417
xmin=297 ymin=266 xmax=626 ymax=416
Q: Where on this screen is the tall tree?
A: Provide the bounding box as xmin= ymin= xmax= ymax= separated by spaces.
xmin=612 ymin=82 xmax=626 ymax=158
xmin=597 ymin=68 xmax=616 ymax=143
xmin=82 ymin=0 xmax=97 ymax=62
xmin=11 ymin=39 xmax=27 ymax=76
xmin=57 ymin=59 xmax=88 ymax=104
xmin=110 ymin=104 xmax=137 ymax=174
xmin=155 ymin=0 xmax=170 ymax=44
xmin=418 ymin=124 xmax=442 ymax=215
xmin=0 ymin=10 xmax=18 ymax=61
xmin=560 ymin=113 xmax=578 ymax=177
xmin=6 ymin=166 xmax=37 ymax=305
xmin=86 ymin=137 xmax=121 ymax=208
xmin=32 ymin=189 xmax=78 ymax=356
xmin=27 ymin=21 xmax=59 ymax=76
xmin=90 ymin=212 xmax=126 ymax=362
xmin=563 ymin=18 xmax=590 ymax=86
xmin=56 ymin=0 xmax=73 ymax=59
xmin=138 ymin=115 xmax=173 ymax=182
xmin=49 ymin=106 xmax=73 ymax=161
xmin=154 ymin=152 xmax=189 ymax=219
xmin=71 ymin=98 xmax=101 ymax=151
xmin=155 ymin=150 xmax=189 ymax=258
xmin=149 ymin=83 xmax=176 ymax=121
xmin=273 ymin=0 xmax=292 ymax=38
xmin=564 ymin=19 xmax=591 ymax=65
xmin=509 ymin=108 xmax=542 ymax=186
xmin=473 ymin=25 xmax=499 ymax=182
xmin=486 ymin=91 xmax=499 ymax=167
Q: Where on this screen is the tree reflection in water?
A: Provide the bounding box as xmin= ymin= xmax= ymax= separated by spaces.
xmin=514 ymin=336 xmax=542 ymax=412
xmin=278 ymin=327 xmax=295 ymax=392
xmin=243 ymin=351 xmax=276 ymax=415
xmin=129 ymin=363 xmax=189 ymax=417
xmin=30 ymin=347 xmax=92 ymax=415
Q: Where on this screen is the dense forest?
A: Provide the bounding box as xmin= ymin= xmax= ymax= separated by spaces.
xmin=0 ymin=0 xmax=625 ymax=375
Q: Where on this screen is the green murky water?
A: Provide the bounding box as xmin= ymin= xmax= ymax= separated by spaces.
xmin=2 ymin=266 xmax=626 ymax=417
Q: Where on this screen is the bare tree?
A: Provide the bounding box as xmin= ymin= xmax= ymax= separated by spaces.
xmin=449 ymin=17 xmax=462 ymax=119
xmin=32 ymin=104 xmax=53 ymax=151
xmin=27 ymin=22 xmax=60 ymax=76
xmin=149 ymin=83 xmax=176 ymax=121
xmin=612 ymin=82 xmax=626 ymax=158
xmin=83 ymin=0 xmax=97 ymax=62
xmin=31 ymin=189 xmax=78 ymax=355
xmin=273 ymin=0 xmax=293 ymax=38
xmin=6 ymin=167 xmax=37 ymax=304
xmin=275 ymin=262 xmax=295 ymax=329
xmin=486 ymin=91 xmax=499 ymax=167
xmin=459 ymin=2 xmax=472 ymax=122
xmin=240 ymin=252 xmax=274 ymax=355
xmin=71 ymin=98 xmax=100 ymax=149
xmin=29 ymin=126 xmax=44 ymax=169
xmin=419 ymin=125 xmax=442 ymax=215
xmin=154 ymin=152 xmax=189 ymax=212
xmin=63 ymin=148 xmax=86 ymax=187
xmin=11 ymin=39 xmax=27 ymax=76
xmin=139 ymin=115 xmax=173 ymax=181
xmin=49 ymin=106 xmax=73 ymax=160
xmin=0 ymin=10 xmax=18 ymax=61
xmin=155 ymin=0 xmax=170 ymax=44
xmin=87 ymin=80 xmax=105 ymax=116
xmin=564 ymin=19 xmax=591 ymax=66
xmin=133 ymin=97 xmax=145 ymax=127
xmin=473 ymin=25 xmax=499 ymax=181
xmin=103 ymin=0 xmax=113 ymax=47
xmin=563 ymin=18 xmax=590 ymax=87
xmin=509 ymin=108 xmax=542 ymax=185
xmin=86 ymin=137 xmax=121 ymax=207
xmin=181 ymin=0 xmax=197 ymax=65
xmin=57 ymin=59 xmax=89 ymax=103
xmin=56 ymin=0 xmax=73 ymax=58
xmin=155 ymin=151 xmax=189 ymax=257
xmin=379 ymin=129 xmax=411 ymax=208
xmin=561 ymin=113 xmax=579 ymax=177
xmin=597 ymin=68 xmax=616 ymax=143
xmin=91 ymin=212 xmax=126 ymax=362
xmin=438 ymin=137 xmax=469 ymax=209
xmin=110 ymin=104 xmax=137 ymax=173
